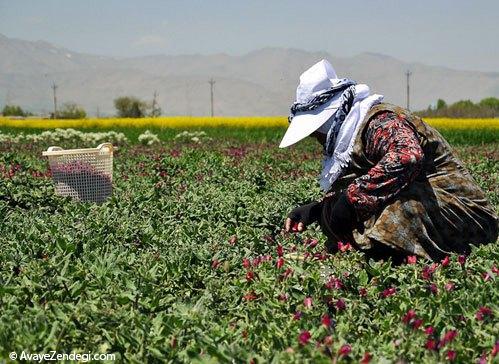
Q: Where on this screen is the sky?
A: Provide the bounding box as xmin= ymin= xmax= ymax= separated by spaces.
xmin=0 ymin=0 xmax=498 ymax=72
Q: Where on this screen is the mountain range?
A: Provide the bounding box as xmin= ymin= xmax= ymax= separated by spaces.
xmin=1 ymin=33 xmax=498 ymax=116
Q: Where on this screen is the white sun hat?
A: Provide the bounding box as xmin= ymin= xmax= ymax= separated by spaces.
xmin=279 ymin=59 xmax=344 ymax=148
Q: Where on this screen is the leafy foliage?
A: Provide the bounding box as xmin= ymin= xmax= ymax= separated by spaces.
xmin=114 ymin=96 xmax=148 ymax=118
xmin=58 ymin=103 xmax=87 ymax=119
xmin=0 ymin=130 xmax=497 ymax=363
xmin=417 ymin=97 xmax=499 ymax=118
xmin=1 ymin=105 xmax=27 ymax=117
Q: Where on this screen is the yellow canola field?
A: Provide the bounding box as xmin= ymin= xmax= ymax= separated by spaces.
xmin=0 ymin=116 xmax=498 ymax=130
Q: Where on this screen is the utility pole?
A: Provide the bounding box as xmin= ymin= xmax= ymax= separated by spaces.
xmin=151 ymin=90 xmax=160 ymax=117
xmin=405 ymin=70 xmax=412 ymax=111
xmin=208 ymin=78 xmax=215 ymax=117
xmin=96 ymin=106 xmax=100 ymax=118
xmin=51 ymin=82 xmax=58 ymax=118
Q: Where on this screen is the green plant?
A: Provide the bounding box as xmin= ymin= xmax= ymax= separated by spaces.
xmin=0 ymin=130 xmax=497 ymax=363
xmin=58 ymin=102 xmax=87 ymax=119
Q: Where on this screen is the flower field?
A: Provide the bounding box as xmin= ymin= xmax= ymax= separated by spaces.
xmin=1 ymin=116 xmax=498 ymax=131
xmin=0 ymin=126 xmax=498 ymax=363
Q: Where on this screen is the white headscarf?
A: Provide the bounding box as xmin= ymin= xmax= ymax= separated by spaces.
xmin=317 ymin=84 xmax=384 ymax=191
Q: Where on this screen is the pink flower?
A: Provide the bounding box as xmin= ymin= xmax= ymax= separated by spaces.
xmin=441 ymin=330 xmax=457 ymax=345
xmin=277 ymin=244 xmax=284 ymax=257
xmin=429 ymin=283 xmax=439 ymax=295
xmin=412 ymin=318 xmax=424 ymax=330
xmin=228 ymin=235 xmax=237 ymax=245
xmin=170 ymin=149 xmax=181 ymax=157
xmin=441 ymin=256 xmax=450 ymax=267
xmin=338 ymin=241 xmax=352 ymax=252
xmin=243 ymin=291 xmax=257 ymax=301
xmin=278 ymin=293 xmax=288 ymax=302
xmin=211 ymin=259 xmax=220 ymax=269
xmin=477 ymin=353 xmax=487 ymax=364
xmin=246 ymin=271 xmax=255 ymax=282
xmin=359 ymin=287 xmax=367 ymax=297
xmin=444 ymin=282 xmax=455 ymax=291
xmin=482 ymin=272 xmax=492 ymax=281
xmin=313 ymin=252 xmax=327 ymax=261
xmin=242 ymin=258 xmax=251 ymax=269
xmin=298 ymin=330 xmax=311 ymax=345
xmin=424 ymin=326 xmax=435 ymax=335
xmin=361 ymin=352 xmax=373 ymax=364
xmin=402 ymin=309 xmax=416 ymax=324
xmin=321 ymin=314 xmax=331 ymax=328
xmin=476 ymin=306 xmax=493 ymax=321
xmin=293 ymin=311 xmax=302 ymax=320
xmin=325 ymin=276 xmax=343 ymax=290
xmin=381 ymin=287 xmax=397 ymax=298
xmin=338 ymin=344 xmax=351 ymax=356
xmin=304 ymin=297 xmax=313 ymax=309
xmin=425 ymin=339 xmax=438 ymax=351
xmin=304 ymin=238 xmax=318 ymax=249
xmin=252 ymin=257 xmax=262 ymax=267
xmin=492 ymin=265 xmax=499 ymax=275
xmin=492 ymin=341 xmax=499 ymax=357
xmin=457 ymin=255 xmax=466 ymax=266
xmin=276 ymin=257 xmax=285 ymax=269
xmin=335 ymin=299 xmax=346 ymax=311
xmin=283 ymin=267 xmax=293 ymax=279
xmin=407 ymin=255 xmax=417 ymax=264
xmin=446 ymin=350 xmax=457 ymax=361
xmin=422 ymin=263 xmax=438 ymax=280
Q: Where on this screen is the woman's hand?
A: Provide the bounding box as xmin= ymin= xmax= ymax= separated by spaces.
xmin=285 ymin=201 xmax=322 ymax=232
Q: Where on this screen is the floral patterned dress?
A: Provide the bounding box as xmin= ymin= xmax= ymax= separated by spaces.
xmin=320 ymin=103 xmax=498 ymax=261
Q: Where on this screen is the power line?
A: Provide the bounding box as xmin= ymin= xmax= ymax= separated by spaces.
xmin=51 ymin=82 xmax=58 ymax=118
xmin=208 ymin=78 xmax=215 ymax=117
xmin=405 ymin=70 xmax=412 ymax=111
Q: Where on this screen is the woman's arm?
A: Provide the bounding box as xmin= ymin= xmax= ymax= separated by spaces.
xmin=346 ymin=111 xmax=424 ymax=220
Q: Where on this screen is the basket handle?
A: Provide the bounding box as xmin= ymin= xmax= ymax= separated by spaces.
xmin=42 ymin=146 xmax=63 ymax=156
xmin=96 ymin=143 xmax=116 ymax=153
xmin=47 ymin=146 xmax=63 ymax=152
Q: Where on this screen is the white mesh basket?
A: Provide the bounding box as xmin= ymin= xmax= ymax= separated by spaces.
xmin=42 ymin=143 xmax=115 ymax=203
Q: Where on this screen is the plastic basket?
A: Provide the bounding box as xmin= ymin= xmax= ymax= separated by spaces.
xmin=42 ymin=143 xmax=115 ymax=203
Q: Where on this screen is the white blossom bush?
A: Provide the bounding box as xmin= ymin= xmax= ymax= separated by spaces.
xmin=174 ymin=130 xmax=211 ymax=143
xmin=0 ymin=128 xmax=129 ymax=145
xmin=138 ymin=130 xmax=160 ymax=146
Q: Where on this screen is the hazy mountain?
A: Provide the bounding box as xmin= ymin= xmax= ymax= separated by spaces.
xmin=1 ymin=33 xmax=498 ymax=116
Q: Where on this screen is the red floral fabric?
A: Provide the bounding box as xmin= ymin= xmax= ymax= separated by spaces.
xmin=346 ymin=111 xmax=424 ymax=220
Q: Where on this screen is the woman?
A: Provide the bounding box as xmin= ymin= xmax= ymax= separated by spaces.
xmin=280 ymin=60 xmax=498 ymax=263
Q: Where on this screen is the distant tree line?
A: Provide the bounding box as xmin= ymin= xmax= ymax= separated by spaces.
xmin=2 ymin=96 xmax=498 ymax=119
xmin=416 ymin=97 xmax=499 ymax=118
xmin=1 ymin=95 xmax=162 ymax=119
xmin=1 ymin=102 xmax=86 ymax=119
xmin=1 ymin=105 xmax=32 ymax=117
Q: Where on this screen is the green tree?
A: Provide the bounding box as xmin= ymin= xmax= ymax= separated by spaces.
xmin=2 ymin=104 xmax=26 ymax=116
xmin=436 ymin=99 xmax=447 ymax=110
xmin=58 ymin=102 xmax=86 ymax=119
xmin=478 ymin=97 xmax=499 ymax=111
xmin=114 ymin=96 xmax=148 ymax=118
